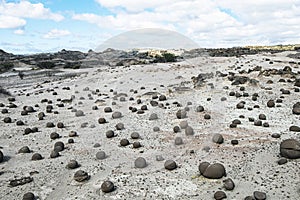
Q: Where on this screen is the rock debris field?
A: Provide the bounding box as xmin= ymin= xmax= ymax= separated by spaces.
xmin=0 ymin=50 xmax=300 ymax=200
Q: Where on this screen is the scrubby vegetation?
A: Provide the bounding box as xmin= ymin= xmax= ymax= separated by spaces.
xmin=0 ymin=86 xmax=11 ymax=96
xmin=246 ymin=44 xmax=300 ymax=51
xmin=154 ymin=52 xmax=177 ymax=63
xmin=0 ymin=62 xmax=14 ymax=73
xmin=64 ymin=62 xmax=81 ymax=69
xmin=37 ymin=61 xmax=55 ymax=69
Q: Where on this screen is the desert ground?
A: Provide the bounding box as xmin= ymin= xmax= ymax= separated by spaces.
xmin=0 ymin=49 xmax=300 ymax=200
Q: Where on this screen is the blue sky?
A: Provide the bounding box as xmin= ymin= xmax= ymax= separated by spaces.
xmin=1 ymin=0 xmax=300 ymax=54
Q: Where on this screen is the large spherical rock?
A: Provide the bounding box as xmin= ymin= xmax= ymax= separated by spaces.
xmin=202 ymin=163 xmax=226 ymax=179
xmin=96 ymin=151 xmax=106 ymax=160
xmin=120 ymin=139 xmax=129 ymax=146
xmin=3 ymin=117 xmax=12 ymax=123
xmin=134 ymin=157 xmax=147 ymax=168
xmin=173 ymin=126 xmax=180 ymax=133
xmin=31 ymin=153 xmax=43 ymax=161
xmin=164 ymin=160 xmax=177 ymax=170
xmin=292 ymin=103 xmax=300 ymax=115
xmin=22 ymin=192 xmax=35 ymax=200
xmin=116 ymin=123 xmax=125 ymax=130
xmin=159 ymin=95 xmax=167 ymax=101
xmin=106 ymin=130 xmax=115 ymax=138
xmin=277 ymin=158 xmax=287 ymax=165
xmin=258 ymin=114 xmax=266 ymax=120
xmin=101 ymin=180 xmax=115 ymax=193
xmin=280 ymin=139 xmax=300 ymax=159
xmin=236 ymin=102 xmax=245 ymax=109
xmin=176 ymin=109 xmax=187 ymax=119
xmin=185 ymin=126 xmax=194 ymax=136
xmin=131 ymin=132 xmax=140 ymax=139
xmin=50 ymin=132 xmax=60 ymax=140
xmin=112 ymin=111 xmax=122 ymax=119
xmin=104 ymin=107 xmax=112 ymax=113
xmin=132 ymin=141 xmax=141 ymax=148
xmin=204 ymin=114 xmax=211 ymax=120
xmin=253 ymin=191 xmax=266 ymax=200
xmin=179 ymin=121 xmax=188 ymax=129
xmin=50 ymin=150 xmax=60 ymax=158
xmin=267 ymin=100 xmax=275 ymax=108
xmin=74 ymin=170 xmax=89 ymax=182
xmin=66 ymin=160 xmax=79 ymax=169
xmin=57 ymin=122 xmax=64 ymax=128
xmin=198 ymin=162 xmax=210 ymax=174
xmin=54 ymin=141 xmax=65 ymax=152
xmin=223 ymin=178 xmax=235 ymax=190
xmin=214 ymin=191 xmax=227 ymax=200
xmin=18 ymin=146 xmax=31 ymax=153
xmin=212 ymin=133 xmax=224 ymax=144
xmin=75 ymin=110 xmax=84 ymax=117
xmin=175 ymin=137 xmax=183 ymax=145
xmin=289 ymin=125 xmax=300 ymax=132
xmin=196 ymin=105 xmax=204 ymax=112
xmin=149 ymin=113 xmax=158 ymax=120
xmin=46 ymin=122 xmax=55 ymax=128
xmin=98 ymin=118 xmax=107 ymax=124
xmin=0 ymin=150 xmax=3 ymax=163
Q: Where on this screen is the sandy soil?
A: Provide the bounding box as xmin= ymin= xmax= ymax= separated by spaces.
xmin=0 ymin=51 xmax=300 ymax=200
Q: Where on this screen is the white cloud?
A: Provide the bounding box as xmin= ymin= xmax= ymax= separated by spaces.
xmin=85 ymin=0 xmax=300 ymax=47
xmin=44 ymin=29 xmax=71 ymax=39
xmin=0 ymin=15 xmax=26 ymax=28
xmin=95 ymin=0 xmax=174 ymax=12
xmin=0 ymin=1 xmax=64 ymax=21
xmin=73 ymin=12 xmax=177 ymax=31
xmin=0 ymin=1 xmax=63 ymax=29
xmin=14 ymin=29 xmax=25 ymax=35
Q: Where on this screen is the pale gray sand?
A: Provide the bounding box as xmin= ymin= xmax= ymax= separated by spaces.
xmin=0 ymin=51 xmax=300 ymax=200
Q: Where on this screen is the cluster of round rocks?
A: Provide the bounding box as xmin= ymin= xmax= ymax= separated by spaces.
xmin=1 ymin=66 xmax=300 ymax=200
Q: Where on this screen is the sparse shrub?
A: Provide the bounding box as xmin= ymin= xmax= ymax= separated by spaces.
xmin=0 ymin=86 xmax=11 ymax=96
xmin=64 ymin=62 xmax=81 ymax=69
xmin=154 ymin=52 xmax=177 ymax=63
xmin=37 ymin=61 xmax=55 ymax=69
xmin=0 ymin=62 xmax=14 ymax=73
xmin=162 ymin=52 xmax=177 ymax=62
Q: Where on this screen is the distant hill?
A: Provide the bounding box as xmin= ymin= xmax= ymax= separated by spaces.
xmin=245 ymin=44 xmax=300 ymax=51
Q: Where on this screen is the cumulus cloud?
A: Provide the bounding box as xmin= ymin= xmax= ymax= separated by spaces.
xmin=95 ymin=0 xmax=174 ymax=12
xmin=73 ymin=0 xmax=300 ymax=47
xmin=0 ymin=15 xmax=26 ymax=28
xmin=0 ymin=1 xmax=64 ymax=29
xmin=0 ymin=1 xmax=64 ymax=21
xmin=73 ymin=12 xmax=176 ymax=31
xmin=14 ymin=29 xmax=25 ymax=35
xmin=44 ymin=29 xmax=71 ymax=39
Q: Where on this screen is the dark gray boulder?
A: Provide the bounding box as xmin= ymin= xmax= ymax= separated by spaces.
xmin=280 ymin=139 xmax=300 ymax=159
xmin=212 ymin=133 xmax=224 ymax=144
xmin=202 ymin=163 xmax=226 ymax=179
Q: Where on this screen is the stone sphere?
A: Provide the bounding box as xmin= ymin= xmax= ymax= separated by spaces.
xmin=164 ymin=160 xmax=177 ymax=170
xmin=134 ymin=157 xmax=147 ymax=168
xmin=101 ymin=180 xmax=115 ymax=193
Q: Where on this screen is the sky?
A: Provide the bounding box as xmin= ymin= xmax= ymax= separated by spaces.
xmin=0 ymin=0 xmax=300 ymax=54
